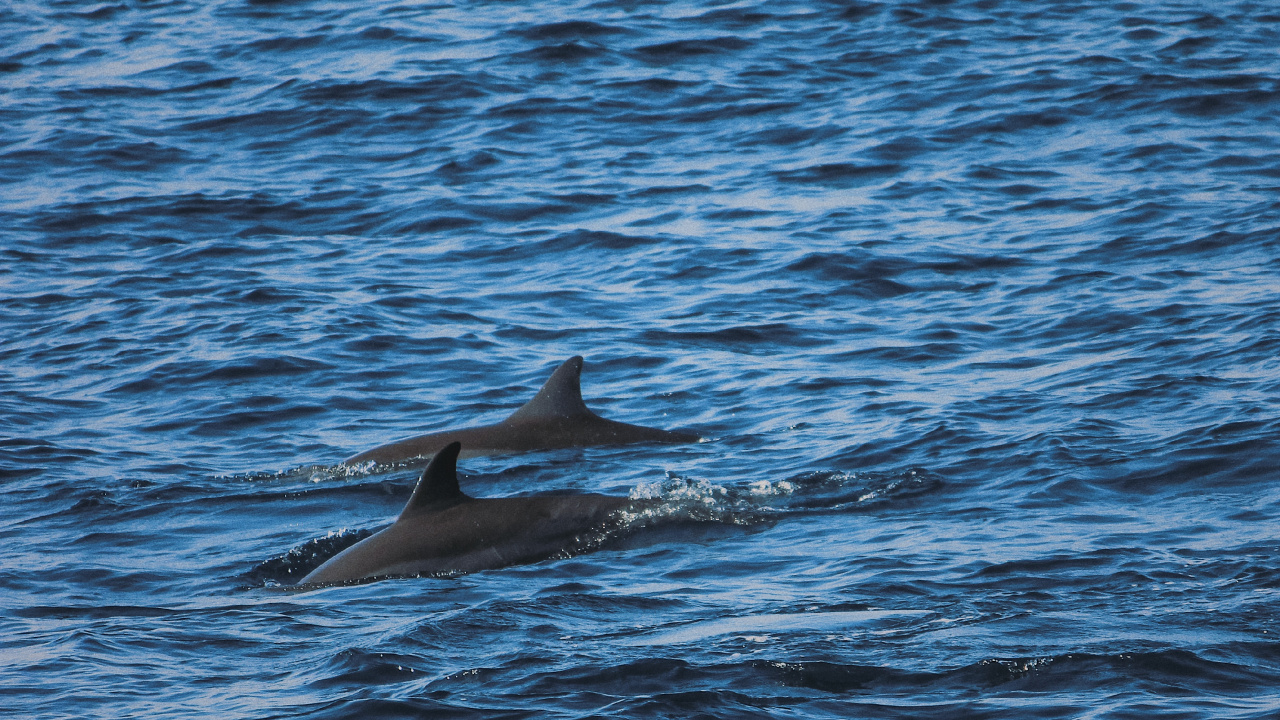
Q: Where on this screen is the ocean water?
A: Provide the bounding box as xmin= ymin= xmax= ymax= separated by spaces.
xmin=3 ymin=0 xmax=1280 ymax=717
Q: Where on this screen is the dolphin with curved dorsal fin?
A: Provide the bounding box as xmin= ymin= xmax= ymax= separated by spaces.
xmin=302 ymin=442 xmax=636 ymax=585
xmin=343 ymin=356 xmax=700 ymax=466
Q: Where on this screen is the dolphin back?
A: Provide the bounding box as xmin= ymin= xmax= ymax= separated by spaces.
xmin=341 ymin=356 xmax=700 ymax=466
xmin=301 ymin=443 xmax=636 ymax=586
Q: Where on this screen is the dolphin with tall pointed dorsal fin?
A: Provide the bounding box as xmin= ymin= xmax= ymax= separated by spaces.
xmin=302 ymin=442 xmax=637 ymax=585
xmin=343 ymin=356 xmax=700 ymax=466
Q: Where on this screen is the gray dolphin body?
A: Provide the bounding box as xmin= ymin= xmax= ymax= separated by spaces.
xmin=343 ymin=356 xmax=699 ymax=466
xmin=302 ymin=442 xmax=635 ymax=585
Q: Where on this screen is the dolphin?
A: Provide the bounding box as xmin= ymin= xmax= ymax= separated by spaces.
xmin=343 ymin=356 xmax=700 ymax=466
xmin=302 ymin=442 xmax=636 ymax=585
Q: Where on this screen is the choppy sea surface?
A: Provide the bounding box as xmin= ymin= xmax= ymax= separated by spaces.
xmin=4 ymin=0 xmax=1280 ymax=717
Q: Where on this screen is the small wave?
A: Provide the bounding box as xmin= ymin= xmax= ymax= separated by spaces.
xmin=630 ymin=610 xmax=932 ymax=646
xmin=514 ymin=42 xmax=610 ymax=64
xmin=774 ymin=162 xmax=905 ymax=188
xmin=777 ymin=468 xmax=945 ymax=512
xmin=632 ymin=37 xmax=750 ymax=61
xmin=512 ymin=20 xmax=631 ymax=42
xmin=241 ymin=527 xmax=377 ymax=587
xmin=309 ymin=648 xmax=430 ymax=688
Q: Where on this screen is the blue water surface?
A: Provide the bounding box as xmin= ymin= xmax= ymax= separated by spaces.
xmin=3 ymin=0 xmax=1280 ymax=717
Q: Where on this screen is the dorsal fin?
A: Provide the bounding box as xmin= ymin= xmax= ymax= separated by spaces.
xmin=504 ymin=356 xmax=595 ymax=423
xmin=400 ymin=442 xmax=468 ymax=518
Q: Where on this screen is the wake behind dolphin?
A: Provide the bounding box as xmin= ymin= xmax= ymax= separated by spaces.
xmin=302 ymin=442 xmax=638 ymax=585
xmin=344 ymin=356 xmax=700 ymax=466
